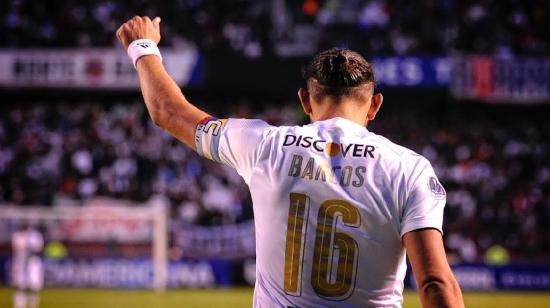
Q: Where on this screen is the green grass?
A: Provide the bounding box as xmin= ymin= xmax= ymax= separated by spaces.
xmin=1 ymin=288 xmax=549 ymax=307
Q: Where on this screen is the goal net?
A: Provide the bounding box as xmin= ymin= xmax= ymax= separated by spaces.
xmin=0 ymin=197 xmax=168 ymax=291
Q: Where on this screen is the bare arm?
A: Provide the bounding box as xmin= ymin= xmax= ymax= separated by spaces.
xmin=116 ymin=16 xmax=210 ymax=150
xmin=403 ymin=229 xmax=464 ymax=308
xmin=135 ymin=56 xmax=210 ymax=150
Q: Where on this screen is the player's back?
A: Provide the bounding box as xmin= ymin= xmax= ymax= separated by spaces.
xmin=248 ymin=117 xmax=445 ymax=308
xmin=195 ymin=116 xmax=445 ymax=308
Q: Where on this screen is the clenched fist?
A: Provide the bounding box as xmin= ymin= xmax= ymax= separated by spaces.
xmin=116 ymin=16 xmax=161 ymax=50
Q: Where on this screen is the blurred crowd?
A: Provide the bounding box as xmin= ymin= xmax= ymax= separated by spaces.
xmin=0 ymin=102 xmax=299 ymax=228
xmin=1 ymin=0 xmax=549 ymax=56
xmin=0 ymin=101 xmax=549 ymax=263
xmin=371 ymin=106 xmax=550 ymax=263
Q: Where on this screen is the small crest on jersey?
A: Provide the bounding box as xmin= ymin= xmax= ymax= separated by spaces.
xmin=428 ymin=177 xmax=446 ymax=199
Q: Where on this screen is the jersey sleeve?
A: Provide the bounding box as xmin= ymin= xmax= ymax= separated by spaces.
xmin=195 ymin=117 xmax=273 ymax=183
xmin=400 ymin=158 xmax=446 ymax=237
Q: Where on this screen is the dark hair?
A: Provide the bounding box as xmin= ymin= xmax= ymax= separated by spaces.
xmin=302 ymin=48 xmax=375 ymax=100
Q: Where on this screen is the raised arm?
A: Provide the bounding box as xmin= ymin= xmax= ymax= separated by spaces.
xmin=116 ymin=16 xmax=210 ymax=150
xmin=403 ymin=229 xmax=464 ymax=308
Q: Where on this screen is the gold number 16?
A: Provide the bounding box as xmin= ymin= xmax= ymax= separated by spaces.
xmin=284 ymin=192 xmax=361 ymax=300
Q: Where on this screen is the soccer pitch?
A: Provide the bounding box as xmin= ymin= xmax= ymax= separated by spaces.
xmin=1 ymin=288 xmax=549 ymax=307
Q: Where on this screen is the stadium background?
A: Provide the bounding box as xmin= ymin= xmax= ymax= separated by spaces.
xmin=1 ymin=0 xmax=550 ymax=307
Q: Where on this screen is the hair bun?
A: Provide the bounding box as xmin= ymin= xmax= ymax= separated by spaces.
xmin=333 ymin=53 xmax=348 ymax=70
xmin=302 ymin=47 xmax=375 ymax=90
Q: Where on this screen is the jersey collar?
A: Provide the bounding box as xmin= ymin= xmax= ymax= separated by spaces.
xmin=312 ymin=117 xmax=370 ymax=133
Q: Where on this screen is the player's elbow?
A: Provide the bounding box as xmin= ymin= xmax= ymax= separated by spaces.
xmin=149 ymin=111 xmax=164 ymax=128
xmin=419 ymin=276 xmax=458 ymax=295
xmin=147 ymin=97 xmax=169 ymax=128
xmin=419 ymin=275 xmax=463 ymax=308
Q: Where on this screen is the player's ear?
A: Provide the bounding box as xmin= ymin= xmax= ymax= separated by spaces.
xmin=367 ymin=93 xmax=383 ymax=121
xmin=298 ymin=87 xmax=312 ymax=115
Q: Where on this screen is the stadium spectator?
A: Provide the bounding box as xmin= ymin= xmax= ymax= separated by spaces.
xmin=1 ymin=0 xmax=548 ymax=55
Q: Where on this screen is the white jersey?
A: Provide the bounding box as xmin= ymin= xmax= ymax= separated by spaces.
xmin=12 ymin=229 xmax=44 ymax=291
xmin=196 ymin=117 xmax=446 ymax=308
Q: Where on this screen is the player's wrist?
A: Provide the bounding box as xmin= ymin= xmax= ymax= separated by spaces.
xmin=126 ymin=39 xmax=162 ymax=69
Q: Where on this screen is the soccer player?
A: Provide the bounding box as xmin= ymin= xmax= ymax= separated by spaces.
xmin=11 ymin=223 xmax=44 ymax=308
xmin=117 ymin=16 xmax=464 ymax=307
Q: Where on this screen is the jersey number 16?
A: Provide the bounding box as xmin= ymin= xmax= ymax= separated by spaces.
xmin=284 ymin=192 xmax=361 ymax=300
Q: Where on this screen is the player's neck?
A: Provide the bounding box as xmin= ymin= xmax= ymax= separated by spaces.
xmin=312 ymin=104 xmax=369 ymax=128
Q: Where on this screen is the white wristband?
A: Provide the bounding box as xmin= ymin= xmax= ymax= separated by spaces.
xmin=127 ymin=39 xmax=162 ymax=68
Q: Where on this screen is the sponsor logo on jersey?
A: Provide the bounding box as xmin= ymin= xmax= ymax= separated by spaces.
xmin=428 ymin=176 xmax=446 ymax=199
xmin=283 ymin=134 xmax=375 ymax=158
